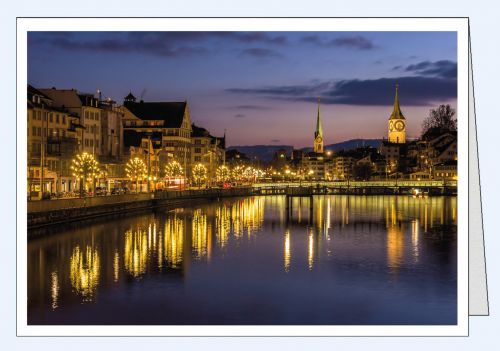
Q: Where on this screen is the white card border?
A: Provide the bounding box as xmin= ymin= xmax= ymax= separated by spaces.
xmin=16 ymin=17 xmax=469 ymax=337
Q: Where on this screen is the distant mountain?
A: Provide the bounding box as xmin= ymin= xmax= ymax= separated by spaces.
xmin=227 ymin=145 xmax=294 ymax=162
xmin=228 ymin=139 xmax=382 ymax=161
xmin=302 ymin=139 xmax=382 ymax=154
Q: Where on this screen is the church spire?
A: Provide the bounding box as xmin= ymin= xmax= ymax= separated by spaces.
xmin=315 ymin=97 xmax=323 ymax=138
xmin=390 ymin=83 xmax=405 ymax=120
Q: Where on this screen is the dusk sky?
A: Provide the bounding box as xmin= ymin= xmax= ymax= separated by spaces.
xmin=27 ymin=31 xmax=457 ymax=147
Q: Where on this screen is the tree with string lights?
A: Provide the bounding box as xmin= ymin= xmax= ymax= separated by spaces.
xmin=192 ymin=163 xmax=207 ymax=188
xmin=70 ymin=152 xmax=100 ymax=198
xmin=126 ymin=157 xmax=147 ymax=193
xmin=216 ymin=165 xmax=231 ymax=183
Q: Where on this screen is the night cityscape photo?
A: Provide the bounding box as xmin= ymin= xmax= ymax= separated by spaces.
xmin=26 ymin=29 xmax=458 ymax=327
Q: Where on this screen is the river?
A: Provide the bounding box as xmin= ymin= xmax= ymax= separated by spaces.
xmin=27 ymin=195 xmax=457 ymax=325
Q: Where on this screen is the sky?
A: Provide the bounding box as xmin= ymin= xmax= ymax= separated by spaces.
xmin=27 ymin=31 xmax=457 ymax=147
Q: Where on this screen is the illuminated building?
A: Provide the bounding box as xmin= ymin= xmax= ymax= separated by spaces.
xmin=388 ymin=84 xmax=406 ymax=144
xmin=121 ymin=93 xmax=193 ymax=176
xmin=191 ymin=124 xmax=225 ymax=184
xmin=27 ymin=85 xmax=81 ymax=196
xmin=301 ymin=98 xmax=334 ymax=180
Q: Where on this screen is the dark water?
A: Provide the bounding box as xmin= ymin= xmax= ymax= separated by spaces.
xmin=27 ymin=195 xmax=457 ymax=325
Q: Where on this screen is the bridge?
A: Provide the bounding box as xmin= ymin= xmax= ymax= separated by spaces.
xmin=252 ymin=180 xmax=457 ymax=196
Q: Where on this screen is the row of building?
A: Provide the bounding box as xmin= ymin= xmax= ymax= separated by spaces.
xmin=27 ymin=86 xmax=225 ymax=196
xmin=268 ymin=85 xmax=457 ymax=181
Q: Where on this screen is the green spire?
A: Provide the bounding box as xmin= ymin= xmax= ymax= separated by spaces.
xmin=390 ymin=83 xmax=405 ymax=120
xmin=315 ymin=97 xmax=323 ymax=137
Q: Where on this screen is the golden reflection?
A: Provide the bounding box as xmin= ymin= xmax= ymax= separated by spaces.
xmin=192 ymin=209 xmax=208 ymax=259
xmin=230 ymin=197 xmax=265 ymax=239
xmin=284 ymin=230 xmax=291 ymax=273
xmin=69 ymin=245 xmax=100 ymax=300
xmin=411 ymin=219 xmax=419 ymax=263
xmin=386 ymin=224 xmax=404 ymax=273
xmin=308 ymin=228 xmax=314 ymax=271
xmin=124 ymin=228 xmax=148 ymax=277
xmin=164 ymin=215 xmax=184 ymax=267
xmin=50 ymin=271 xmax=59 ymax=310
xmin=216 ymin=205 xmax=230 ymax=248
xmin=113 ymin=251 xmax=120 ymax=282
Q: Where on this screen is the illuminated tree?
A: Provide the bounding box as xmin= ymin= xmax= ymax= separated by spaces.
xmin=164 ymin=160 xmax=183 ymax=179
xmin=126 ymin=157 xmax=147 ymax=193
xmin=216 ymin=165 xmax=230 ymax=182
xmin=231 ymin=165 xmax=244 ymax=182
xmin=70 ymin=152 xmax=100 ymax=197
xmin=192 ymin=163 xmax=207 ymax=187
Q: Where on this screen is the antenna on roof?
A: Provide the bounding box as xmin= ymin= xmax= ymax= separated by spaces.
xmin=140 ymin=88 xmax=147 ymax=101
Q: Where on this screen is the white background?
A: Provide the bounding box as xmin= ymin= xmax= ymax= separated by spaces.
xmin=1 ymin=0 xmax=498 ymax=349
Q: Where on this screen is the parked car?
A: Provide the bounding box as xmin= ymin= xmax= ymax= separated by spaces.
xmin=95 ymin=187 xmax=108 ymax=196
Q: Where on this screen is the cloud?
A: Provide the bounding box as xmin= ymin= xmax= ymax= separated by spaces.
xmin=301 ymin=34 xmax=376 ymax=50
xmin=270 ymin=139 xmax=281 ymax=143
xmin=232 ymin=105 xmax=273 ymax=110
xmin=240 ymin=48 xmax=282 ymax=58
xmin=333 ymin=35 xmax=375 ymax=50
xmin=28 ymin=31 xmax=288 ymax=58
xmin=226 ymin=75 xmax=456 ymax=106
xmin=234 ymin=114 xmax=246 ymax=118
xmin=404 ymin=60 xmax=457 ymax=78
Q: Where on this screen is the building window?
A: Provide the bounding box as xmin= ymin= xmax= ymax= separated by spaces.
xmin=194 ymin=156 xmax=201 ymax=161
xmin=195 ymin=147 xmax=201 ymax=153
xmin=63 ymin=115 xmax=66 ymax=124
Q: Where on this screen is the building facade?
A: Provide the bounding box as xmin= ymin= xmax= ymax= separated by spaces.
xmin=27 ymin=85 xmax=81 ymax=197
xmin=121 ymin=93 xmax=193 ymax=176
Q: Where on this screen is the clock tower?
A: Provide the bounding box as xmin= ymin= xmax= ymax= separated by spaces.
xmin=388 ymin=84 xmax=406 ymax=144
xmin=314 ymin=98 xmax=324 ymax=154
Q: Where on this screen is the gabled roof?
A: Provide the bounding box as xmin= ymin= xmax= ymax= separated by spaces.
xmin=28 ymin=85 xmax=52 ymax=101
xmin=124 ymin=101 xmax=187 ymax=128
xmin=191 ymin=123 xmax=211 ymax=138
xmin=38 ymin=88 xmax=83 ymax=109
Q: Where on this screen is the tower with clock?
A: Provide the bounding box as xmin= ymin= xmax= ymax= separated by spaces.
xmin=388 ymin=84 xmax=406 ymax=144
xmin=314 ymin=98 xmax=324 ymax=154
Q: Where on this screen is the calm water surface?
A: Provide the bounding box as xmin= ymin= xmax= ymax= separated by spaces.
xmin=28 ymin=195 xmax=457 ymax=325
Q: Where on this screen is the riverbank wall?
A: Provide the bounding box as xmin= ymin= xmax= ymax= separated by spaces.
xmin=27 ymin=188 xmax=255 ymax=230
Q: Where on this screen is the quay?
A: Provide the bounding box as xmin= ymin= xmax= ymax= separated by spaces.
xmin=27 ymin=180 xmax=457 ymax=230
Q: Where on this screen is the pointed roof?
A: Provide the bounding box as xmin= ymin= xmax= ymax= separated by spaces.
xmin=314 ymin=97 xmax=323 ymax=138
xmin=124 ymin=91 xmax=136 ymax=102
xmin=389 ymin=84 xmax=405 ymax=120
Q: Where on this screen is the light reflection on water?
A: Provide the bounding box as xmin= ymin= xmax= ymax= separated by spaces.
xmin=28 ymin=195 xmax=457 ymax=325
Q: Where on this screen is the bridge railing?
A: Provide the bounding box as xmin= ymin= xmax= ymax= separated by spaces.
xmin=252 ymin=180 xmax=456 ymax=189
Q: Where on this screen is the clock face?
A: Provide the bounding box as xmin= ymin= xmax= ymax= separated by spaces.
xmin=316 ymin=136 xmax=323 ymax=143
xmin=389 ymin=121 xmax=394 ymax=132
xmin=395 ymin=120 xmax=405 ymax=131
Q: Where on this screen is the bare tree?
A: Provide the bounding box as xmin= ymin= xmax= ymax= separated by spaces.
xmin=422 ymin=104 xmax=457 ymax=138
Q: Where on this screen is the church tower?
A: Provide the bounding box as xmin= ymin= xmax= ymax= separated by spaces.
xmin=388 ymin=84 xmax=406 ymax=144
xmin=314 ymin=98 xmax=324 ymax=154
